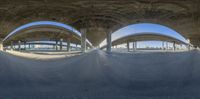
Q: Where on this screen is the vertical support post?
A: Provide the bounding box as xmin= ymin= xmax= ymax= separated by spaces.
xmin=11 ymin=41 xmax=13 ymax=50
xmin=13 ymin=44 xmax=15 ymax=50
xmin=133 ymin=42 xmax=135 ymax=51
xmin=188 ymin=45 xmax=191 ymax=51
xmin=60 ymin=38 xmax=63 ymax=51
xmin=81 ymin=29 xmax=86 ymax=52
xmin=80 ymin=29 xmax=87 ymax=52
xmin=166 ymin=42 xmax=168 ymax=50
xmin=0 ymin=40 xmax=3 ymax=51
xmin=29 ymin=43 xmax=31 ymax=50
xmin=162 ymin=41 xmax=165 ymax=50
xmin=135 ymin=41 xmax=137 ymax=51
xmin=18 ymin=41 xmax=21 ymax=51
xmin=75 ymin=44 xmax=78 ymax=51
xmin=67 ymin=38 xmax=71 ymax=52
xmin=55 ymin=40 xmax=58 ymax=51
xmin=173 ymin=41 xmax=176 ymax=51
xmin=24 ymin=41 xmax=26 ymax=50
xmin=127 ymin=41 xmax=130 ymax=52
xmin=106 ymin=30 xmax=112 ymax=53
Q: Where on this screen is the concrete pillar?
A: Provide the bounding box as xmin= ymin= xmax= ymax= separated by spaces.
xmin=127 ymin=41 xmax=130 ymax=52
xmin=80 ymin=29 xmax=86 ymax=52
xmin=0 ymin=40 xmax=3 ymax=51
xmin=166 ymin=42 xmax=168 ymax=50
xmin=106 ymin=31 xmax=112 ymax=53
xmin=60 ymin=38 xmax=63 ymax=51
xmin=11 ymin=41 xmax=14 ymax=50
xmin=75 ymin=44 xmax=78 ymax=51
xmin=162 ymin=41 xmax=165 ymax=50
xmin=29 ymin=43 xmax=31 ymax=49
xmin=132 ymin=42 xmax=135 ymax=51
xmin=24 ymin=41 xmax=26 ymax=50
xmin=173 ymin=42 xmax=176 ymax=51
xmin=135 ymin=41 xmax=137 ymax=50
xmin=67 ymin=38 xmax=71 ymax=52
xmin=55 ymin=40 xmax=58 ymax=51
xmin=18 ymin=41 xmax=21 ymax=51
xmin=188 ymin=45 xmax=191 ymax=51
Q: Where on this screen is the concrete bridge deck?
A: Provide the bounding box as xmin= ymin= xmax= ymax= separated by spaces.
xmin=0 ymin=50 xmax=200 ymax=98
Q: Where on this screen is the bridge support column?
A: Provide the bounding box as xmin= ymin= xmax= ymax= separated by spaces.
xmin=132 ymin=42 xmax=135 ymax=51
xmin=162 ymin=41 xmax=165 ymax=50
xmin=75 ymin=44 xmax=78 ymax=51
xmin=29 ymin=44 xmax=31 ymax=50
xmin=0 ymin=40 xmax=3 ymax=51
xmin=81 ymin=29 xmax=86 ymax=53
xmin=60 ymin=38 xmax=63 ymax=51
xmin=11 ymin=41 xmax=13 ymax=50
xmin=173 ymin=42 xmax=176 ymax=51
xmin=18 ymin=41 xmax=21 ymax=51
xmin=106 ymin=31 xmax=112 ymax=53
xmin=188 ymin=45 xmax=191 ymax=51
xmin=127 ymin=41 xmax=130 ymax=52
xmin=67 ymin=38 xmax=71 ymax=52
xmin=166 ymin=42 xmax=168 ymax=50
xmin=133 ymin=42 xmax=137 ymax=51
xmin=134 ymin=41 xmax=137 ymax=51
xmin=55 ymin=40 xmax=58 ymax=51
xmin=24 ymin=41 xmax=26 ymax=50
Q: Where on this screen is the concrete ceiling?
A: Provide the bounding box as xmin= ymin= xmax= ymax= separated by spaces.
xmin=0 ymin=0 xmax=199 ymax=47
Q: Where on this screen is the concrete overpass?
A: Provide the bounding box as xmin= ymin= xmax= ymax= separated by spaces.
xmin=0 ymin=0 xmax=200 ymax=52
xmin=101 ymin=32 xmax=190 ymax=51
xmin=8 ymin=41 xmax=82 ymax=51
xmin=2 ymin=23 xmax=92 ymax=51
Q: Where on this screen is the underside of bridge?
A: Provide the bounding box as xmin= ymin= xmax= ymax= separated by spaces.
xmin=0 ymin=0 xmax=200 ymax=48
xmin=112 ymin=32 xmax=188 ymax=46
xmin=1 ymin=1 xmax=200 ymax=98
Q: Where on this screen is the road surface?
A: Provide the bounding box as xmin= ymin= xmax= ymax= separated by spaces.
xmin=0 ymin=50 xmax=200 ymax=99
